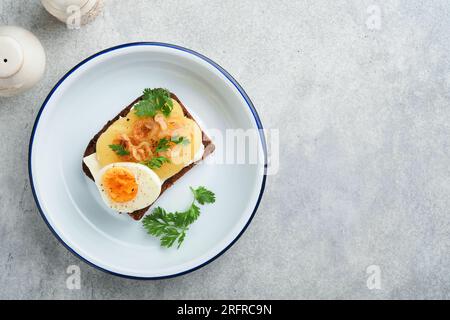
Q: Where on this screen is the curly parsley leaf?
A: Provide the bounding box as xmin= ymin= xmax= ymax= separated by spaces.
xmin=174 ymin=203 xmax=200 ymax=227
xmin=155 ymin=138 xmax=170 ymax=153
xmin=108 ymin=144 xmax=130 ymax=156
xmin=155 ymin=136 xmax=190 ymax=154
xmin=141 ymin=156 xmax=170 ymax=169
xmin=142 ymin=207 xmax=187 ymax=248
xmin=142 ymin=207 xmax=169 ymax=236
xmin=190 ymin=186 xmax=216 ymax=205
xmin=142 ymin=187 xmax=216 ymax=249
xmin=134 ymin=99 xmax=158 ymax=117
xmin=135 ymin=88 xmax=173 ymax=117
xmin=176 ymin=231 xmax=187 ymax=249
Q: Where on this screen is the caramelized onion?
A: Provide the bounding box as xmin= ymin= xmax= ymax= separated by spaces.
xmin=154 ymin=114 xmax=168 ymax=131
xmin=118 ymin=134 xmax=153 ymax=162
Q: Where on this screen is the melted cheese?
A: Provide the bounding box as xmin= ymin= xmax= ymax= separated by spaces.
xmin=90 ymin=98 xmax=203 ymax=181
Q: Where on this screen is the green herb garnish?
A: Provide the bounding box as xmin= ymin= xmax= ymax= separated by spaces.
xmin=171 ymin=135 xmax=190 ymax=146
xmin=155 ymin=136 xmax=190 ymax=153
xmin=108 ymin=144 xmax=130 ymax=156
xmin=142 ymin=186 xmax=216 ymax=248
xmin=134 ymin=88 xmax=173 ymax=117
xmin=141 ymin=156 xmax=170 ymax=169
xmin=155 ymin=138 xmax=170 ymax=153
xmin=189 ymin=186 xmax=216 ymax=205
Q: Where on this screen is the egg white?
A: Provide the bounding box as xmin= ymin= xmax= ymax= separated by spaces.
xmin=94 ymin=162 xmax=162 ymax=213
xmin=82 ymin=143 xmax=204 ymax=213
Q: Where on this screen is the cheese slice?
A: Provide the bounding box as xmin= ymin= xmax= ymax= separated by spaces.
xmin=83 ymin=153 xmax=102 ymax=180
xmin=93 ymin=99 xmax=203 ymax=181
xmin=84 ymin=143 xmax=204 ymax=183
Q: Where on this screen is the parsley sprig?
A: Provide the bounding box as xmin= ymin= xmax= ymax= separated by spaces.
xmin=155 ymin=138 xmax=170 ymax=153
xmin=142 ymin=135 xmax=191 ymax=170
xmin=155 ymin=136 xmax=190 ymax=153
xmin=142 ymin=186 xmax=216 ymax=248
xmin=134 ymin=88 xmax=173 ymax=117
xmin=109 ymin=144 xmax=130 ymax=156
xmin=190 ymin=186 xmax=216 ymax=205
xmin=141 ymin=156 xmax=170 ymax=169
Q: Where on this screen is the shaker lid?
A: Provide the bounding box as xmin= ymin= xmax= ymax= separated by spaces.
xmin=0 ymin=36 xmax=24 ymax=78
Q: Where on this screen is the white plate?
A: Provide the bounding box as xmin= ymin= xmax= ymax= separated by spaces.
xmin=29 ymin=43 xmax=266 ymax=279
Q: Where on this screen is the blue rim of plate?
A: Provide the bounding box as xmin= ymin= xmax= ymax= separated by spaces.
xmin=28 ymin=42 xmax=267 ymax=280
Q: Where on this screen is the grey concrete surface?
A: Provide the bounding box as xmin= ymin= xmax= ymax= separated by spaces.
xmin=0 ymin=0 xmax=449 ymax=299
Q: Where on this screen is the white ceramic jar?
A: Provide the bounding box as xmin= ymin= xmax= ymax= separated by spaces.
xmin=0 ymin=26 xmax=46 ymax=97
xmin=41 ymin=0 xmax=103 ymax=26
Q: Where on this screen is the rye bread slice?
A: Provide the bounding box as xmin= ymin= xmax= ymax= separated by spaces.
xmin=82 ymin=93 xmax=215 ymax=221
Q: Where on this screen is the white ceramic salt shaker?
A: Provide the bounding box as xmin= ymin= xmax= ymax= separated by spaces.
xmin=41 ymin=0 xmax=103 ymax=27
xmin=0 ymin=26 xmax=46 ymax=97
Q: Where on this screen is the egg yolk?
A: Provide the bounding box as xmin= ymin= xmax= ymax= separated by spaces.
xmin=102 ymin=167 xmax=138 ymax=203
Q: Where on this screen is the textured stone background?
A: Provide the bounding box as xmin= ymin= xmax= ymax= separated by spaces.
xmin=0 ymin=0 xmax=449 ymax=299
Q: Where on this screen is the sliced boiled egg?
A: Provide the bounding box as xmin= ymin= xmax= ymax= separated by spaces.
xmin=95 ymin=162 xmax=161 ymax=213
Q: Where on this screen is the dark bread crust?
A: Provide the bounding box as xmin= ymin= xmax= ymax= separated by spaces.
xmin=82 ymin=93 xmax=215 ymax=220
